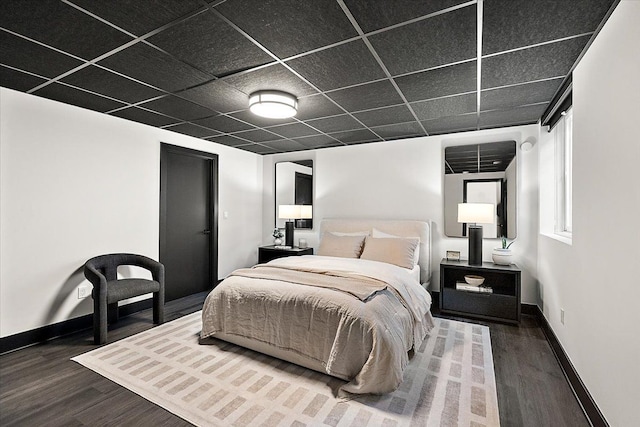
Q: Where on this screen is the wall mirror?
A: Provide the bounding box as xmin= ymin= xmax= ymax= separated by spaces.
xmin=275 ymin=160 xmax=313 ymax=229
xmin=444 ymin=141 xmax=517 ymax=238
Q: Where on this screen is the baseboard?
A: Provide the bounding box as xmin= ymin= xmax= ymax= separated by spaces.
xmin=533 ymin=306 xmax=609 ymax=427
xmin=0 ymin=299 xmax=152 ymax=355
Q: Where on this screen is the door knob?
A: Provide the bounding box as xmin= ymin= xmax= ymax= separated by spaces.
xmin=202 ymin=230 xmax=211 ymax=234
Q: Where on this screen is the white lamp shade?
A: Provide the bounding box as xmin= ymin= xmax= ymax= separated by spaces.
xmin=458 ymin=203 xmax=495 ymax=224
xmin=278 ymin=205 xmax=300 ymax=219
xmin=249 ymin=91 xmax=297 ymax=119
xmin=299 ymin=205 xmax=312 ymax=219
xmin=279 ymin=204 xmax=312 ymax=219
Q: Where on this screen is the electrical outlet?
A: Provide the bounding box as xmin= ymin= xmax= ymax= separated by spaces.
xmin=78 ymin=286 xmax=91 ymax=299
xmin=561 ymin=308 xmax=565 ymax=325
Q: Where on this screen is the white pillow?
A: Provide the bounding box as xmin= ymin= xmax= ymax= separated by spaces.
xmin=317 ymin=233 xmax=366 ymax=258
xmin=360 ymin=236 xmax=419 ymax=269
xmin=371 ymin=228 xmax=420 ymax=266
xmin=329 ymin=230 xmax=370 ymax=237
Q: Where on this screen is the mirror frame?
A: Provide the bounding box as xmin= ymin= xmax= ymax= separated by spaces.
xmin=444 ymin=141 xmax=516 ymax=239
xmin=275 ymin=160 xmax=313 ymax=230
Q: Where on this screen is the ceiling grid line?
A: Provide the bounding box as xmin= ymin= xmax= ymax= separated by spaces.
xmin=476 ymin=0 xmax=484 ymax=129
xmin=24 ymin=4 xmax=216 ymax=95
xmin=336 ymin=0 xmax=429 ymax=137
xmin=208 ymin=4 xmax=386 ymax=145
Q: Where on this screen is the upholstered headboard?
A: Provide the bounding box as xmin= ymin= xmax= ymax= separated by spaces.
xmin=319 ymin=219 xmax=432 ymax=287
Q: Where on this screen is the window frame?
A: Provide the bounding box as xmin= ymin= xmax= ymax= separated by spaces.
xmin=554 ymin=107 xmax=573 ymax=238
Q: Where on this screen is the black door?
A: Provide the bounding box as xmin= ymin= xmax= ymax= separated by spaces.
xmin=294 ymin=171 xmax=313 ymax=229
xmin=160 ymin=145 xmax=218 ymax=301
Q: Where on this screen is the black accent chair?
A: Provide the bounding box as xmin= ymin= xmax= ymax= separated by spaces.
xmin=84 ymin=253 xmax=165 ymax=344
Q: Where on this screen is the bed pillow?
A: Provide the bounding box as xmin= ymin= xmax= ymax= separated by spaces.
xmin=371 ymin=228 xmax=420 ymax=266
xmin=329 ymin=230 xmax=370 ymax=237
xmin=360 ymin=236 xmax=419 ymax=269
xmin=317 ymin=233 xmax=366 ymax=258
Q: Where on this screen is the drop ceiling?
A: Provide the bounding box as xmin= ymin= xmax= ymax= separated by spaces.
xmin=0 ymin=0 xmax=616 ymax=155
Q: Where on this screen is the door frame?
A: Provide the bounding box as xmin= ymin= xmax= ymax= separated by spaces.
xmin=159 ymin=144 xmax=219 ymax=291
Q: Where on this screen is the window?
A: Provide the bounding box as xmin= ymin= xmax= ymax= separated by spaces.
xmin=555 ymin=108 xmax=573 ymax=236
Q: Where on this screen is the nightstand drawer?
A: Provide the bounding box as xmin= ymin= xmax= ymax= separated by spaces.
xmin=258 ymin=246 xmax=313 ymax=264
xmin=442 ymin=288 xmax=518 ymax=321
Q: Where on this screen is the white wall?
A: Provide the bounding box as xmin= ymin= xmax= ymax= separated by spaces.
xmin=537 ymin=2 xmax=640 ymax=425
xmin=263 ymin=124 xmax=539 ymax=303
xmin=0 ymin=89 xmax=263 ymax=337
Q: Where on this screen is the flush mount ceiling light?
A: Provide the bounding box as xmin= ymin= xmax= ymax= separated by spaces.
xmin=249 ymin=90 xmax=298 ymax=119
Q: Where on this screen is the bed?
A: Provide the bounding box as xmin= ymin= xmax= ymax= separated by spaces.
xmin=200 ymin=219 xmax=434 ymax=395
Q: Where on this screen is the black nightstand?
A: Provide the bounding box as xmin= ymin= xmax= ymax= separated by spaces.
xmin=258 ymin=245 xmax=314 ymax=264
xmin=440 ymin=259 xmax=521 ymax=324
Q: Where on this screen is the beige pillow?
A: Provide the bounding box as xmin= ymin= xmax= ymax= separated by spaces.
xmin=360 ymin=236 xmax=419 ymax=269
xmin=371 ymin=228 xmax=420 ymax=266
xmin=317 ymin=233 xmax=366 ymax=258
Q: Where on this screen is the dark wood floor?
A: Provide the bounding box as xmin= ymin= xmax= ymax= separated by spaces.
xmin=0 ymin=293 xmax=588 ymax=426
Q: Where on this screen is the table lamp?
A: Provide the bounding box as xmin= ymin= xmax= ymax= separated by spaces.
xmin=278 ymin=205 xmax=312 ymax=247
xmin=278 ymin=205 xmax=299 ymax=247
xmin=458 ymin=203 xmax=495 ymax=265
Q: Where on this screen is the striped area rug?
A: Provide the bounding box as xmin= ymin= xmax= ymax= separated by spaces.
xmin=72 ymin=312 xmax=499 ymax=427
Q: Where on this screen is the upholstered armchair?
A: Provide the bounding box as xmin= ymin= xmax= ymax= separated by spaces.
xmin=84 ymin=253 xmax=165 ymax=344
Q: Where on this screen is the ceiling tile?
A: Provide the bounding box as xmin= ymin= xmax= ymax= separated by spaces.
xmin=353 ymin=105 xmax=415 ymax=127
xmin=345 ymin=0 xmax=469 ymax=33
xmin=232 ymin=129 xmax=282 ymax=143
xmin=371 ymin=122 xmax=425 ymax=140
xmin=479 ymin=104 xmax=547 ymax=128
xmin=327 ymin=80 xmax=403 ymax=112
xmin=139 ymin=95 xmax=215 ymax=120
xmin=411 ymin=93 xmax=477 ymax=121
xmin=0 ymin=66 xmax=47 ymax=92
xmin=293 ymin=134 xmax=341 ymax=149
xmin=224 ymin=64 xmax=317 ymax=98
xmin=236 ymin=143 xmax=277 ymax=154
xmin=176 ymin=79 xmax=248 ymax=113
xmin=33 ymin=83 xmax=126 ymax=113
xmin=69 ymin=0 xmax=205 ymax=36
xmin=482 ymin=36 xmax=590 ymax=89
xmin=295 ymin=94 xmax=345 ymax=120
xmin=229 ymin=109 xmax=295 ymax=128
xmin=0 ymin=0 xmax=132 ymax=60
xmin=261 ymin=139 xmax=308 ymax=152
xmin=481 ymin=79 xmax=562 ymax=111
xmin=268 ymin=122 xmax=319 ymax=138
xmin=329 ymin=129 xmax=381 ymax=144
xmin=148 ymin=11 xmax=272 ymax=77
xmin=194 ymin=114 xmax=255 ymax=133
xmin=483 ymin=0 xmax=615 ymax=55
xmin=0 ymin=31 xmax=83 ymax=79
xmin=61 ymin=65 xmax=163 ymax=103
xmin=369 ymin=5 xmax=476 ymax=76
xmin=98 ymin=42 xmax=212 ymax=92
xmin=109 ymin=107 xmax=180 ymax=127
xmin=304 ymin=114 xmax=363 ymax=134
xmin=215 ymin=0 xmax=357 ymax=58
xmin=395 ymin=61 xmax=476 ymax=102
xmin=206 ymin=134 xmax=251 ymax=147
xmin=421 ymin=113 xmax=478 ymax=135
xmin=164 ymin=123 xmax=218 ymax=138
xmin=286 ymin=40 xmax=385 ymax=91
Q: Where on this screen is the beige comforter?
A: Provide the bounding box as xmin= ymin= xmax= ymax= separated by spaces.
xmin=200 ymin=255 xmax=434 ymax=395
